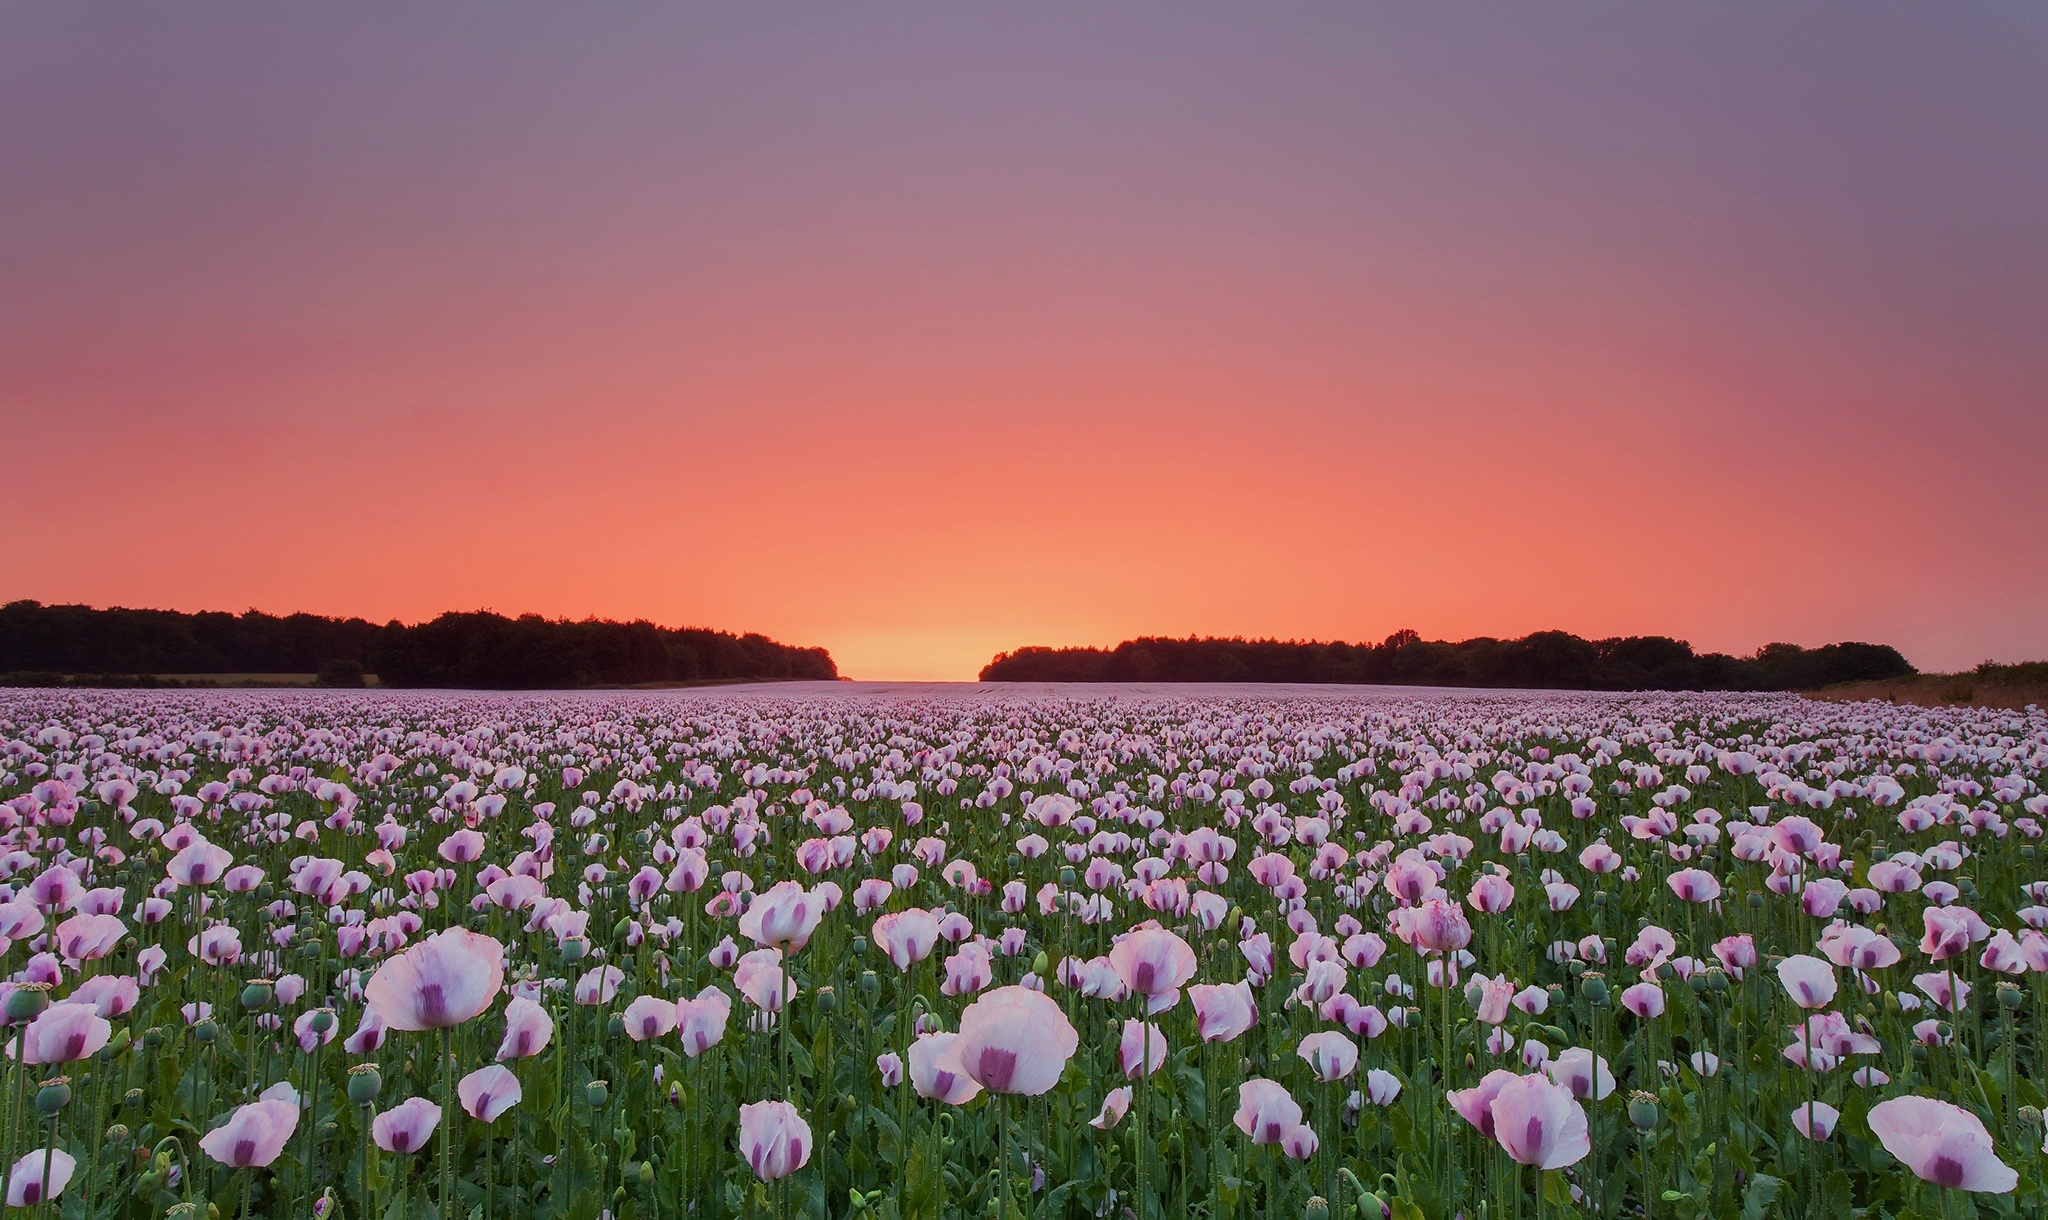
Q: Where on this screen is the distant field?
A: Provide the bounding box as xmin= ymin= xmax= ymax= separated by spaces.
xmin=153 ymin=672 xmax=330 ymax=685
xmin=1813 ymin=662 xmax=2048 ymax=710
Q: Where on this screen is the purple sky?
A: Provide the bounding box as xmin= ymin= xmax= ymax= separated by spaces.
xmin=4 ymin=5 xmax=2044 ymax=677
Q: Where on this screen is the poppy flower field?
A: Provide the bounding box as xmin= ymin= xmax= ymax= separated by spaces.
xmin=1 ymin=686 xmax=2045 ymax=1219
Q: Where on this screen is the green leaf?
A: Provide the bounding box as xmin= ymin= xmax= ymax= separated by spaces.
xmin=1741 ymin=1172 xmax=1783 ymax=1220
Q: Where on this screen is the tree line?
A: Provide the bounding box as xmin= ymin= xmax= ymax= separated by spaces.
xmin=0 ymin=601 xmax=838 ymax=688
xmin=978 ymin=630 xmax=1916 ymax=691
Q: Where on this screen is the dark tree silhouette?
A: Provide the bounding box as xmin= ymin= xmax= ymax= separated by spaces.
xmin=978 ymin=631 xmax=1914 ymax=691
xmin=0 ymin=601 xmax=837 ymax=688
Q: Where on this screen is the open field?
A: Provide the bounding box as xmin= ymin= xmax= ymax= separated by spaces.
xmin=1 ymin=686 xmax=2044 ymax=1218
xmin=1813 ymin=664 xmax=2048 ymax=712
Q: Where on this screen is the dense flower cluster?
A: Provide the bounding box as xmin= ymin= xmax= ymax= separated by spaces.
xmin=0 ymin=686 xmax=2043 ymax=1218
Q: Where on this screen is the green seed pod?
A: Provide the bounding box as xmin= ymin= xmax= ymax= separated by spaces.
xmin=310 ymin=1008 xmax=337 ymax=1033
xmin=142 ymin=1026 xmax=167 ymax=1049
xmin=1627 ymin=1091 xmax=1660 ymax=1131
xmin=2017 ymin=1105 xmax=2043 ymax=1129
xmin=1997 ymin=983 xmax=2023 ymax=1011
xmin=241 ymin=979 xmax=274 ymax=1011
xmin=35 ymin=1076 xmax=72 ymax=1113
xmin=4 ymin=982 xmax=52 ymax=1022
xmin=164 ymin=1202 xmax=200 ymax=1220
xmin=816 ymin=986 xmax=838 ymax=1014
xmin=1581 ymin=974 xmax=1609 ymax=1005
xmin=849 ymin=936 xmax=868 ymax=957
xmin=256 ymin=883 xmax=276 ymax=902
xmin=1058 ymin=867 xmax=1077 ymax=888
xmin=1705 ymin=967 xmax=1730 ymax=993
xmin=1654 ymin=961 xmax=1677 ymax=983
xmin=105 ymin=1122 xmax=129 ymax=1144
xmin=1747 ymin=893 xmax=1764 ymax=910
xmin=192 ymin=1019 xmax=220 ymax=1044
xmin=347 ymin=1064 xmax=383 ymax=1105
xmin=607 ymin=1014 xmax=626 ymax=1038
xmin=859 ymin=970 xmax=880 ymax=995
xmin=561 ymin=938 xmax=588 ymax=964
xmin=1306 ymin=1198 xmax=1331 ymax=1220
xmin=585 ymin=1079 xmax=610 ymax=1108
xmin=1687 ymin=973 xmax=1709 ymax=995
xmin=1591 ymin=892 xmax=1608 ymax=906
xmin=124 ymin=1088 xmax=144 ymax=1107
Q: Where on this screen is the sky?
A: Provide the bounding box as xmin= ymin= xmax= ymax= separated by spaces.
xmin=4 ymin=5 xmax=2045 ymax=680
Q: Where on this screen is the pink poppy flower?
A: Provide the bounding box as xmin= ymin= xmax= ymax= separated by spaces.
xmin=1867 ymin=1096 xmax=2016 ymax=1193
xmin=363 ymin=928 xmax=505 ymax=1031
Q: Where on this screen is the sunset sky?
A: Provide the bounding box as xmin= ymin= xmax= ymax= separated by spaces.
xmin=5 ymin=5 xmax=2045 ymax=680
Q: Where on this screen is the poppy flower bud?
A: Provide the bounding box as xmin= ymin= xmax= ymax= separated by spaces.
xmin=1627 ymin=1091 xmax=1659 ymax=1131
xmin=5 ymin=983 xmax=52 ymax=1022
xmin=347 ymin=1065 xmax=383 ymax=1105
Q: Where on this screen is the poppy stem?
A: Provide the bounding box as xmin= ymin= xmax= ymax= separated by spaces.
xmin=439 ymin=1025 xmax=453 ymax=1220
xmin=998 ymin=1090 xmax=1012 ymax=1220
xmin=0 ymin=1023 xmax=25 ymax=1214
xmin=35 ymin=1109 xmax=57 ymax=1220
